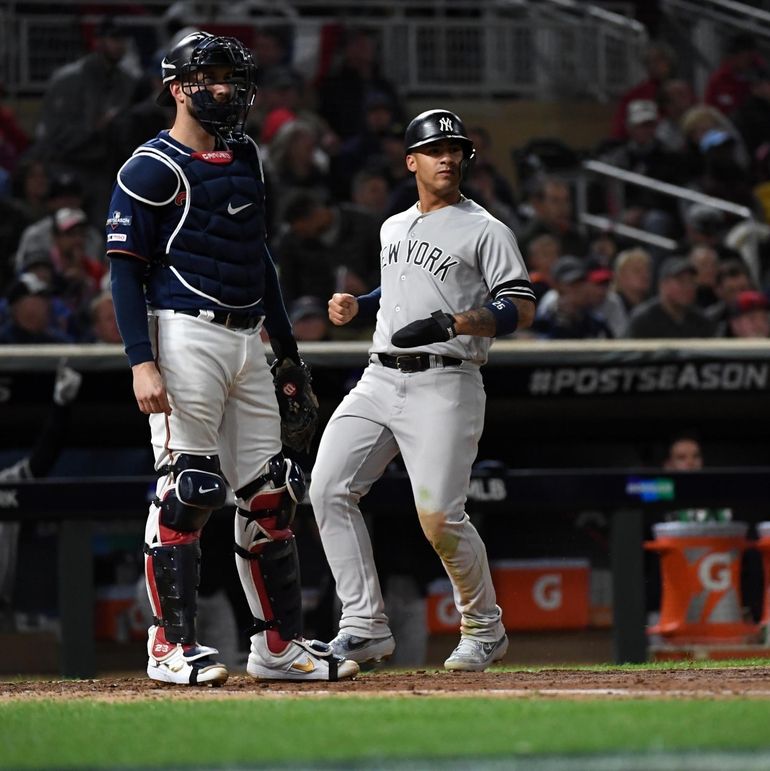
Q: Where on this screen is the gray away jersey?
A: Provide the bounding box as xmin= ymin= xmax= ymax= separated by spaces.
xmin=371 ymin=198 xmax=535 ymax=363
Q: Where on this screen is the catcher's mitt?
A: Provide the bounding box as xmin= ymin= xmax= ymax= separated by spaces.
xmin=272 ymin=358 xmax=319 ymax=453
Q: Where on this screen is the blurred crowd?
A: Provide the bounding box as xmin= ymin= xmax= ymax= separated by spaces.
xmin=2 ymin=15 xmax=770 ymax=346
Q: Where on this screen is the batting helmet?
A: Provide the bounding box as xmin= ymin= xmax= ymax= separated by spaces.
xmin=404 ymin=109 xmax=475 ymax=177
xmin=404 ymin=110 xmax=474 ymax=156
xmin=157 ymin=31 xmax=257 ymax=139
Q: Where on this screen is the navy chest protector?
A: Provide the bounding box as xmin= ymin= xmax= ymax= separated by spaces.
xmin=124 ymin=136 xmax=268 ymax=310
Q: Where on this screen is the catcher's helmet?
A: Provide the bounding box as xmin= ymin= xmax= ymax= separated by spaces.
xmin=157 ymin=31 xmax=257 ymax=139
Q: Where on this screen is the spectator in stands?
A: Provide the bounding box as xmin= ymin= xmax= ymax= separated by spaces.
xmin=10 ymin=158 xmax=49 ymax=224
xmin=16 ymin=208 xmax=105 ymax=340
xmin=524 ymin=233 xmax=560 ymax=302
xmin=263 ymin=118 xmax=332 ymax=236
xmin=87 ymin=290 xmax=122 ymax=344
xmin=655 ymin=78 xmax=697 ymax=153
xmin=610 ymin=246 xmax=653 ymax=333
xmin=662 ymin=432 xmax=732 ymax=522
xmin=465 ymin=161 xmax=521 ymax=232
xmin=688 ymin=244 xmax=721 ymax=309
xmin=109 ymin=66 xmax=172 ymax=175
xmin=705 ymin=32 xmax=766 ymax=118
xmin=600 ymin=99 xmax=686 ymax=240
xmin=627 ymin=255 xmax=717 ymax=338
xmin=706 ymin=258 xmax=755 ymax=335
xmin=585 ymin=262 xmax=627 ymax=338
xmin=252 ymin=65 xmax=337 ymax=158
xmin=722 ymin=289 xmax=770 ymax=339
xmin=14 ymin=172 xmax=105 ymax=274
xmin=531 ymin=255 xmax=613 ymax=339
xmin=466 ymin=125 xmax=517 ymax=210
xmin=679 ymin=104 xmax=749 ymax=183
xmin=329 ymin=91 xmax=400 ymax=200
xmin=517 ymin=176 xmax=589 ymax=257
xmin=272 ymin=189 xmax=380 ymax=305
xmin=31 ymin=17 xmax=139 ymax=226
xmin=733 ymin=65 xmax=770 ymax=164
xmin=349 ymin=167 xmax=390 ymax=222
xmin=0 ymin=272 xmax=72 ymax=344
xmin=317 ymin=26 xmax=403 ymax=141
xmin=0 ymin=81 xmax=30 ymax=174
xmin=288 ymin=295 xmax=331 ymax=342
xmin=678 ymin=204 xmax=733 ymax=258
xmin=610 ymin=41 xmax=677 ymax=141
xmin=691 ymin=128 xmax=757 ymax=210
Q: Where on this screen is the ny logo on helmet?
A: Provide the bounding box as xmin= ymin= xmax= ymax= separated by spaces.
xmin=439 ymin=117 xmax=453 ymax=132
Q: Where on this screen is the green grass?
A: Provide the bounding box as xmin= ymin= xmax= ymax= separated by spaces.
xmin=3 ymin=697 xmax=770 ymax=768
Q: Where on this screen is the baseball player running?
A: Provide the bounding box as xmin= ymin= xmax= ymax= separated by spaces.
xmin=310 ymin=109 xmax=536 ymax=671
xmin=106 ymin=31 xmax=357 ymax=685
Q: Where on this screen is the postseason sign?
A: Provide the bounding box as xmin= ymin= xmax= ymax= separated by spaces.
xmin=526 ymin=359 xmax=769 ymax=397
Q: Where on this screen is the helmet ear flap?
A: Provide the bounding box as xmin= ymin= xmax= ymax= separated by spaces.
xmin=460 ymin=147 xmax=476 ymax=180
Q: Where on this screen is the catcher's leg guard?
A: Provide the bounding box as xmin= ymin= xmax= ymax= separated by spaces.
xmin=234 ymin=453 xmax=305 ymax=654
xmin=143 ymin=456 xmax=229 ymax=686
xmin=234 ymin=454 xmax=358 ymax=681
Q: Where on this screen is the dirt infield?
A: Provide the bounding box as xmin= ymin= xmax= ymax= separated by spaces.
xmin=4 ymin=667 xmax=770 ymax=700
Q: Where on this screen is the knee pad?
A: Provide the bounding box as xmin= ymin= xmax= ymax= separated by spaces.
xmin=235 ymin=452 xmax=305 ymax=535
xmin=156 ymin=454 xmax=228 ymax=533
xmin=145 ymin=540 xmax=201 ymax=644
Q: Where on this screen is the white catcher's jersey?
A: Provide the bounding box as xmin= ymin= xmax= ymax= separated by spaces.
xmin=371 ymin=197 xmax=534 ymax=363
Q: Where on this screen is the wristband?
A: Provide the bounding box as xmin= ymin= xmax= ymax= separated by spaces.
xmin=483 ymin=296 xmax=519 ymax=337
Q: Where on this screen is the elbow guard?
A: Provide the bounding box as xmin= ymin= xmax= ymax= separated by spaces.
xmin=483 ymin=296 xmax=519 ymax=337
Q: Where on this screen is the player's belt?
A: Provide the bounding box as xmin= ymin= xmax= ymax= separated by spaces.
xmin=175 ymin=308 xmax=263 ymax=330
xmin=375 ymin=353 xmax=462 ymax=373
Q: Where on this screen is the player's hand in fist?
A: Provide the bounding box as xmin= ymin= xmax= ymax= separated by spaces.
xmin=391 ymin=310 xmax=456 ymax=348
xmin=328 ymin=293 xmax=359 ymax=326
xmin=132 ymin=361 xmax=171 ymax=415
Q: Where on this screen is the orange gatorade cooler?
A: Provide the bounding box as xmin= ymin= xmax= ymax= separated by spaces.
xmin=755 ymin=522 xmax=770 ymax=629
xmin=645 ymin=521 xmax=757 ymax=643
xmin=426 ymin=578 xmax=461 ymax=633
xmin=490 ymin=558 xmax=590 ymax=630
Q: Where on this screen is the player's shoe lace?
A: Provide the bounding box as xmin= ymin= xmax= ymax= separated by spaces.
xmin=444 ymin=634 xmax=509 ymax=672
xmin=247 ymin=637 xmax=359 ymax=681
xmin=147 ymin=627 xmax=228 ymax=686
xmin=328 ymin=632 xmax=396 ymax=667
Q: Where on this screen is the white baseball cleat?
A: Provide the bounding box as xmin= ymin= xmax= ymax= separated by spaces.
xmin=328 ymin=632 xmax=396 ymax=668
xmin=444 ymin=634 xmax=509 ymax=672
xmin=247 ymin=637 xmax=359 ymax=681
xmin=146 ymin=626 xmax=228 ymax=686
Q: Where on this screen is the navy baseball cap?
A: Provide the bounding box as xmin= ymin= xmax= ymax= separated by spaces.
xmin=659 ymin=256 xmax=697 ymax=280
xmin=551 ymin=256 xmax=587 ymax=284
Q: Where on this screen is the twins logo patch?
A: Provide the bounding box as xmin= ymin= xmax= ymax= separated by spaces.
xmin=106 ymin=210 xmax=132 ymax=229
xmin=282 ymin=382 xmax=298 ymax=398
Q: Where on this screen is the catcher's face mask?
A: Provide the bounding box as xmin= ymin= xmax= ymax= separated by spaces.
xmin=165 ymin=33 xmax=257 ymax=140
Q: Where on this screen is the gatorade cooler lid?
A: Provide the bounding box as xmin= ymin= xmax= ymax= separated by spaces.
xmin=653 ymin=521 xmax=748 ymax=538
xmin=757 ymin=521 xmax=770 ymax=537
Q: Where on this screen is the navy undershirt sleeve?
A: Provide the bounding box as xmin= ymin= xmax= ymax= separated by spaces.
xmin=356 ymin=286 xmax=381 ymax=320
xmin=109 ymin=256 xmax=153 ymax=366
xmin=262 ymin=247 xmax=292 ymax=341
